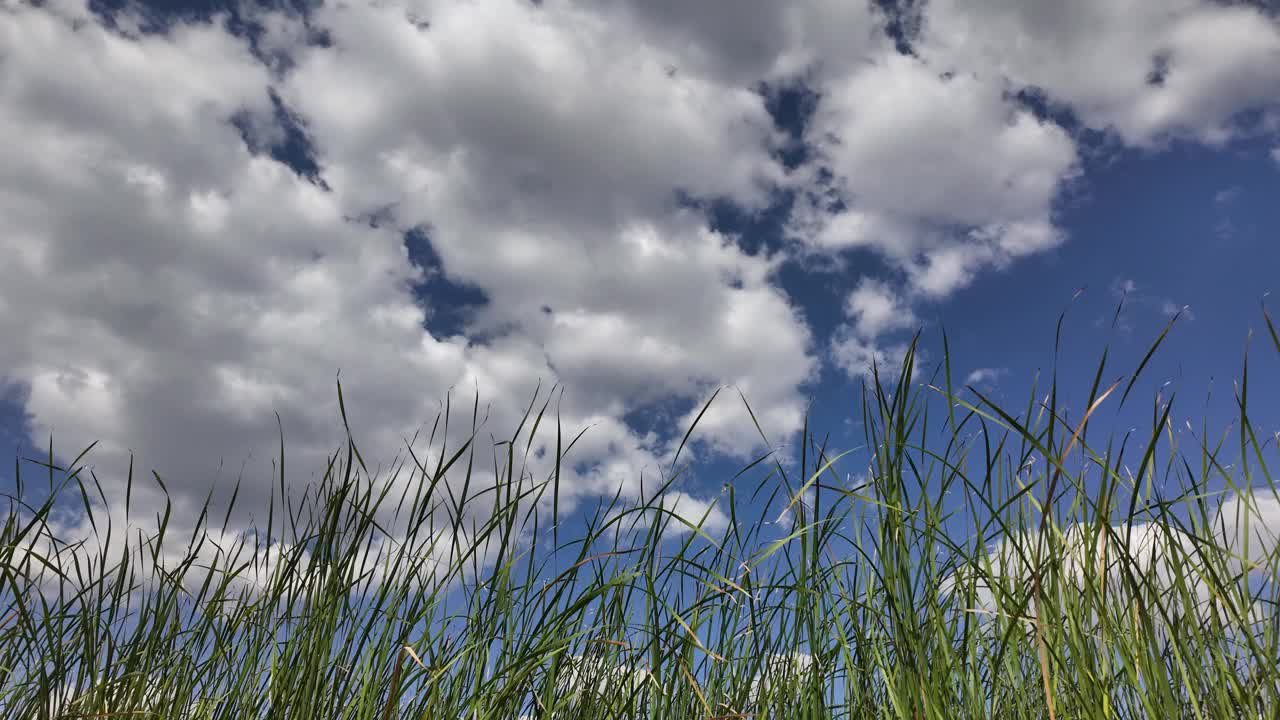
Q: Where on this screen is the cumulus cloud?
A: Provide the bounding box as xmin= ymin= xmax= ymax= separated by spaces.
xmin=272 ymin=0 xmax=823 ymax=462
xmin=594 ymin=0 xmax=1086 ymax=387
xmin=844 ymin=278 xmax=916 ymax=339
xmin=786 ymin=49 xmax=1078 ymax=295
xmin=17 ymin=680 xmax=154 ymax=720
xmin=550 ymin=654 xmax=654 ymax=713
xmin=948 ymin=522 xmax=1197 ymax=616
xmin=0 ymin=0 xmax=821 ymax=577
xmin=776 ymin=37 xmax=1077 ymax=382
xmin=830 ymin=333 xmax=919 ymax=385
xmin=794 ymin=54 xmax=1075 ymax=261
xmin=1216 ymin=491 xmax=1280 ymax=572
xmin=944 ymin=491 xmax=1280 ymax=631
xmin=822 ymin=274 xmax=921 ymax=384
xmin=784 ymin=0 xmax=1276 ymax=384
xmin=918 ymin=0 xmax=1280 ymax=147
xmin=577 ymin=0 xmax=889 ymax=87
xmin=748 ymin=652 xmax=819 ymax=708
xmin=656 ymin=490 xmax=729 ymax=536
xmin=604 ymin=488 xmax=730 ymax=539
xmin=964 ymin=367 xmax=1007 ymax=386
xmin=6 ymin=479 xmax=471 ymax=606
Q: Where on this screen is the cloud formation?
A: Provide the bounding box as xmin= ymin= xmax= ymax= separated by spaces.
xmin=0 ymin=0 xmax=815 ymax=535
xmin=964 ymin=367 xmax=1007 ymax=387
xmin=944 ymin=491 xmax=1280 ymax=631
xmin=919 ymin=0 xmax=1280 ymax=147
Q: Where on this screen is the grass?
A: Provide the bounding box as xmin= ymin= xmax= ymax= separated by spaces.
xmin=2 ymin=305 xmax=1279 ymax=719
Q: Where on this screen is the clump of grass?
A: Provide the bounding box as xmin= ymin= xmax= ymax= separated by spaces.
xmin=2 ymin=306 xmax=1279 ymax=719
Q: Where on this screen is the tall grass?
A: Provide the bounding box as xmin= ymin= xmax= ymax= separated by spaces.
xmin=2 ymin=307 xmax=1279 ymax=719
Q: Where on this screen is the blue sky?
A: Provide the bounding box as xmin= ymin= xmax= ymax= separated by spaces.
xmin=2 ymin=0 xmax=1280 ymax=570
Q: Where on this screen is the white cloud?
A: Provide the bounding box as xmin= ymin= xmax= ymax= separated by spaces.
xmin=807 ymin=57 xmax=1074 ymax=246
xmin=844 ymin=277 xmax=917 ymax=339
xmin=793 ymin=51 xmax=1074 ymax=381
xmin=779 ymin=0 xmax=1278 ymax=386
xmin=1216 ymin=490 xmax=1280 ymax=571
xmin=918 ymin=0 xmax=1280 ymax=147
xmin=657 ymin=490 xmax=729 ymax=536
xmin=825 ymin=274 xmax=925 ymax=387
xmin=748 ymin=652 xmax=818 ymax=707
xmin=945 ymin=490 xmax=1280 ymax=630
xmin=576 ymin=0 xmax=889 ymax=86
xmin=779 ymin=44 xmax=1076 ymax=382
xmin=788 ymin=50 xmax=1077 ymax=295
xmin=964 ymin=367 xmax=1007 ymax=386
xmin=273 ymin=0 xmax=820 ymax=466
xmin=0 ymin=0 xmax=817 ymax=570
xmin=546 ymin=655 xmax=654 ymax=715
xmin=829 ymin=332 xmax=919 ymax=385
xmin=7 ymin=485 xmax=467 ymax=605
xmin=608 ymin=489 xmax=730 ymax=538
xmin=595 ymin=0 xmax=1084 ymax=364
xmin=278 ymin=0 xmax=787 ymax=227
xmin=1272 ymin=146 xmax=1280 ymax=166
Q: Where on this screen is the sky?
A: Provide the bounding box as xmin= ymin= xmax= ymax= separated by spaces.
xmin=2 ymin=0 xmax=1280 ymax=573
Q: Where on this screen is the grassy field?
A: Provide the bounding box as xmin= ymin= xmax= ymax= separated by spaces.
xmin=3 ymin=308 xmax=1279 ymax=719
